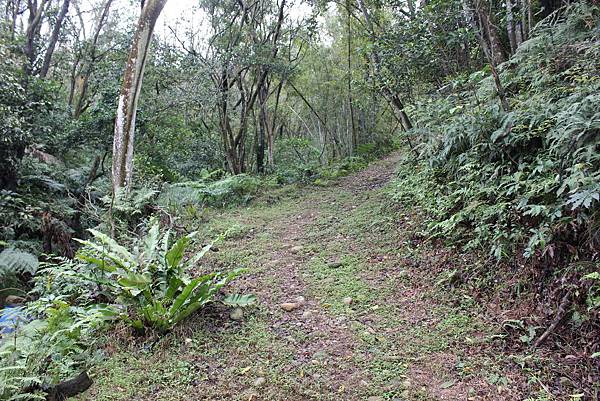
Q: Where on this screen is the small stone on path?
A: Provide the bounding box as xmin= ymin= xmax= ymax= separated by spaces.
xmin=290 ymin=245 xmax=304 ymax=253
xmin=295 ymin=296 xmax=306 ymax=305
xmin=253 ymin=377 xmax=266 ymax=387
xmin=301 ymin=311 xmax=312 ymax=319
xmin=342 ymin=297 xmax=353 ymax=305
xmin=281 ymin=302 xmax=299 ymax=312
xmin=327 ymin=261 xmax=344 ymax=268
xmin=229 ymin=307 xmax=244 ymax=321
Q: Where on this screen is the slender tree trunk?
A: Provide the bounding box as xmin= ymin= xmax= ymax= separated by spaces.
xmin=470 ymin=0 xmax=510 ymax=112
xmin=346 ymin=0 xmax=358 ymax=153
xmin=40 ymin=0 xmax=70 ymax=78
xmin=256 ymin=83 xmax=268 ymax=173
xmin=23 ymin=0 xmax=48 ymax=77
xmin=267 ymin=82 xmax=283 ymax=167
xmin=73 ymin=0 xmax=114 ymax=118
xmin=506 ymin=0 xmax=517 ymax=54
xmin=111 ymin=0 xmax=168 ymax=193
xmin=357 ymin=0 xmax=414 ymax=137
xmin=477 ymin=1 xmax=506 ymax=65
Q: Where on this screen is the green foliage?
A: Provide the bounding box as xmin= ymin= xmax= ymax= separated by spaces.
xmin=158 ymin=174 xmax=264 ymax=211
xmin=0 ymin=249 xmax=39 ymax=277
xmin=76 ymin=223 xmax=247 ymax=332
xmin=391 ymin=4 xmax=600 ymax=262
xmin=106 ymin=186 xmax=159 ymax=231
xmin=0 ymin=42 xmax=28 ymax=190
xmin=222 ymin=294 xmax=257 ymax=307
xmin=0 ymin=300 xmax=114 ymax=400
xmin=317 ymin=156 xmax=369 ymax=182
xmin=0 ymin=248 xmax=39 ymax=302
xmin=584 ymin=267 xmax=600 ymax=310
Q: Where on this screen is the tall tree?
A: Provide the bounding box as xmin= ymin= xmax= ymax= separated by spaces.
xmin=40 ymin=0 xmax=70 ymax=78
xmin=112 ymin=0 xmax=168 ymax=192
xmin=356 ymin=0 xmax=413 ymax=132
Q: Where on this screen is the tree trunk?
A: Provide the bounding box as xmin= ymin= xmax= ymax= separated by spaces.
xmin=256 ymin=83 xmax=268 ymax=173
xmin=23 ymin=0 xmax=48 ymax=77
xmin=73 ymin=0 xmax=114 ymax=118
xmin=40 ymin=0 xmax=70 ymax=78
xmin=476 ymin=1 xmax=506 ymax=65
xmin=346 ymin=0 xmax=358 ymax=153
xmin=267 ymin=82 xmax=283 ymax=167
xmin=469 ymin=0 xmax=510 ymax=112
xmin=357 ymin=0 xmax=414 ymax=134
xmin=506 ymin=0 xmax=517 ymax=54
xmin=111 ymin=0 xmax=168 ymax=193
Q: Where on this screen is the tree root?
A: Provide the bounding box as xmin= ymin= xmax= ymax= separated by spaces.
xmin=533 ymin=289 xmax=572 ymax=349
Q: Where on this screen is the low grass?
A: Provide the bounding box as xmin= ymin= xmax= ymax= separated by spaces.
xmin=79 ymin=158 xmax=516 ymax=401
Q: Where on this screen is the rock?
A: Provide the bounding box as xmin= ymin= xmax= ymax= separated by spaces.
xmin=367 ymin=397 xmax=384 ymax=401
xmin=281 ymin=302 xmax=299 ymax=312
xmin=342 ymin=297 xmax=353 ymax=305
xmin=229 ymin=307 xmax=244 ymax=321
xmin=290 ymin=245 xmax=304 ymax=253
xmin=253 ymin=377 xmax=266 ymax=387
xmin=327 ymin=261 xmax=344 ymax=268
xmin=295 ymin=296 xmax=306 ymax=305
xmin=5 ymin=295 xmax=25 ymax=305
xmin=397 ymin=270 xmax=409 ymax=279
xmin=301 ymin=311 xmax=312 ymax=319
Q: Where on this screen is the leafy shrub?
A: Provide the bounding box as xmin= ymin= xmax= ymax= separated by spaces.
xmin=0 ymin=300 xmax=113 ymax=400
xmin=0 ymin=248 xmax=39 ymax=304
xmin=158 ymin=174 xmax=263 ymax=210
xmin=76 ymin=223 xmax=248 ymax=332
xmin=316 ymin=156 xmax=369 ymax=184
xmin=391 ymin=4 xmax=600 ymax=263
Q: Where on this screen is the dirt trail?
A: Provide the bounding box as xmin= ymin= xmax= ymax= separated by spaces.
xmin=214 ymin=152 xmax=518 ymax=400
xmin=85 ymin=153 xmax=524 ymax=401
xmin=221 ymin=153 xmax=406 ymax=399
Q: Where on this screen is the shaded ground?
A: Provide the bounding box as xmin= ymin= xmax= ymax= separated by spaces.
xmin=81 ymin=153 xmax=534 ymax=401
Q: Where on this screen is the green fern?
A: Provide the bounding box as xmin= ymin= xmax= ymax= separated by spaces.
xmin=0 ymin=249 xmax=39 ymax=277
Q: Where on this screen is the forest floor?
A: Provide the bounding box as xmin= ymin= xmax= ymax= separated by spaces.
xmin=80 ymin=153 xmax=536 ymax=401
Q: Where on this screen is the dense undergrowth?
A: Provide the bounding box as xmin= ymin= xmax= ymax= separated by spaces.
xmin=0 ymin=141 xmax=391 ymax=400
xmin=389 ymin=3 xmax=600 ymax=393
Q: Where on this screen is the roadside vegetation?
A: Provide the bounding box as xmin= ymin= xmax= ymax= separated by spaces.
xmin=0 ymin=0 xmax=598 ymax=400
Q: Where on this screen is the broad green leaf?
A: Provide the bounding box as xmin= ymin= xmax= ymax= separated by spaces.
xmin=222 ymin=294 xmax=257 ymax=307
xmin=165 ymin=236 xmax=191 ymax=270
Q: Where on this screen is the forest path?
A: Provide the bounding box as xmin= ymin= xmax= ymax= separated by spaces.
xmin=83 ymin=153 xmax=523 ymax=401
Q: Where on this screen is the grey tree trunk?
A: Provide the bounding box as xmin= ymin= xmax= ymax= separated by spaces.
xmin=506 ymin=0 xmax=517 ymax=54
xmin=23 ymin=0 xmax=49 ymax=77
xmin=111 ymin=0 xmax=168 ymax=193
xmin=40 ymin=0 xmax=70 ymax=78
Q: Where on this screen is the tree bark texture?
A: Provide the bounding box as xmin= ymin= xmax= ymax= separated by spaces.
xmin=112 ymin=0 xmax=168 ymax=192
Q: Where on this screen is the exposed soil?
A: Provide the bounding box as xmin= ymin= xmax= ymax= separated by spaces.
xmin=82 ymin=153 xmax=542 ymax=401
